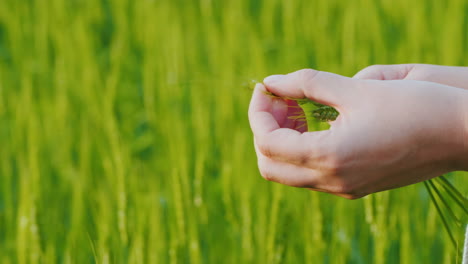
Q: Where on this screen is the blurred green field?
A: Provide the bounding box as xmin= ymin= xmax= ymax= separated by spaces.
xmin=0 ymin=0 xmax=467 ymax=263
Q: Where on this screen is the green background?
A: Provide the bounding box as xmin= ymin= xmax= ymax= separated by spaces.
xmin=0 ymin=0 xmax=466 ymax=263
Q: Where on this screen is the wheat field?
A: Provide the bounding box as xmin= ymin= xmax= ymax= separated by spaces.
xmin=0 ymin=0 xmax=466 ymax=263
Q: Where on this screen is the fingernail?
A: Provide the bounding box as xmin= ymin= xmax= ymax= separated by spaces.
xmin=263 ymin=74 xmax=285 ymax=84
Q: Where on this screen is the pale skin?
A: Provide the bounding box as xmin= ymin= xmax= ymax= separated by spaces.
xmin=248 ymin=64 xmax=468 ymax=199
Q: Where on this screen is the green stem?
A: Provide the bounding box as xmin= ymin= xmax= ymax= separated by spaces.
xmin=428 ymin=180 xmax=461 ymax=226
xmin=424 ymin=181 xmax=458 ymax=249
xmin=435 ymin=176 xmax=468 ymax=214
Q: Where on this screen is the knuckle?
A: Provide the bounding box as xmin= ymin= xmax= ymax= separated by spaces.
xmin=298 ymin=154 xmax=310 ymax=167
xmin=333 ymin=180 xmax=355 ymax=195
xmin=259 ymin=167 xmax=275 ymax=182
xmin=365 ymin=64 xmax=384 ymax=71
xmin=297 ymin=68 xmax=320 ymax=84
xmin=257 ymin=156 xmax=276 ymax=182
xmin=313 ymin=149 xmax=366 ymax=199
xmin=297 ymin=69 xmax=319 ymax=87
xmin=258 ymin=142 xmax=274 ymax=159
xmin=297 ymin=68 xmax=316 ymax=76
xmin=332 ymin=178 xmax=367 ymax=199
xmin=322 ymin=153 xmax=345 ymax=177
xmin=335 ymin=180 xmax=360 ymax=196
xmin=367 ymin=64 xmax=383 ymax=69
xmin=358 ymin=65 xmax=384 ymax=78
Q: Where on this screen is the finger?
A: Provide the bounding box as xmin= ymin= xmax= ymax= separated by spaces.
xmin=353 ymin=64 xmax=414 ymax=80
xmin=253 ymin=129 xmax=333 ymax=169
xmin=256 ymin=148 xmax=322 ymax=188
xmin=263 ymin=69 xmax=358 ymax=108
xmin=248 ymin=83 xmax=281 ymax=134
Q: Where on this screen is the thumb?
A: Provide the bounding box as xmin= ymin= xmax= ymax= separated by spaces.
xmin=353 ymin=64 xmax=414 ymax=80
xmin=263 ymin=69 xmax=358 ymax=108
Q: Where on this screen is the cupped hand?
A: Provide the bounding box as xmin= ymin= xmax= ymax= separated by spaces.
xmin=248 ymin=69 xmax=468 ymax=199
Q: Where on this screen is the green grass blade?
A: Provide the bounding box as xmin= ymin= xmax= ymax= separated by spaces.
xmin=435 ymin=176 xmax=468 ymax=214
xmin=427 ymin=180 xmax=461 ymax=226
xmin=424 ymin=181 xmax=458 ymax=250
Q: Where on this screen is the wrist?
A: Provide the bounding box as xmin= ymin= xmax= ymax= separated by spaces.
xmin=442 ymin=89 xmax=468 ymax=172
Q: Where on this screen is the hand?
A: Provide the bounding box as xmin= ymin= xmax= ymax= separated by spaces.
xmin=248 ymin=69 xmax=468 ymax=199
xmin=354 ymin=64 xmax=468 ymax=90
